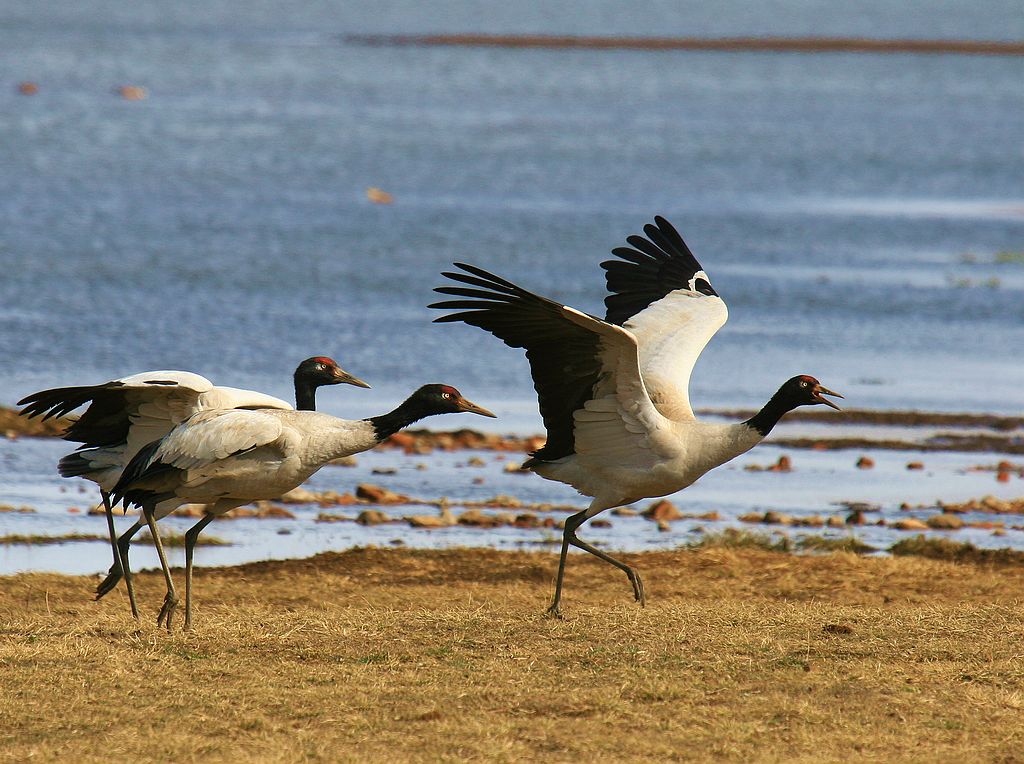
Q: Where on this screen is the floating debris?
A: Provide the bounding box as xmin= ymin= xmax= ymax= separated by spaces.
xmin=366 ymin=187 xmax=394 ymax=204
xmin=117 ymin=85 xmax=147 ymax=100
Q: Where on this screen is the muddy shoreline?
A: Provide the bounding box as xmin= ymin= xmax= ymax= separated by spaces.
xmin=4 ymin=404 xmax=1023 ymax=454
xmin=348 ymin=33 xmax=1024 ymax=57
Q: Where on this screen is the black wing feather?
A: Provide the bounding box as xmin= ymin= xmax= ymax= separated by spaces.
xmin=18 ymin=383 xmax=134 ymax=447
xmin=109 ymin=438 xmax=181 ymax=508
xmin=602 ymin=216 xmax=717 ymax=325
xmin=430 ymin=264 xmax=605 ymax=462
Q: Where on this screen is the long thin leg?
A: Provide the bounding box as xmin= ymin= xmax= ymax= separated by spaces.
xmin=183 ymin=514 xmax=214 ymax=631
xmin=143 ymin=505 xmax=179 ymax=632
xmin=96 ymin=519 xmax=144 ymax=600
xmin=545 ymin=508 xmax=645 ymax=618
xmin=546 ymin=510 xmax=587 ymax=619
xmin=100 ymin=491 xmax=139 ymax=620
xmin=569 ymin=536 xmax=645 ymax=607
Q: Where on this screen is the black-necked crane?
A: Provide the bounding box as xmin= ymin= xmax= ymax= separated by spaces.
xmin=108 ymin=384 xmax=494 ymax=630
xmin=18 ymin=356 xmax=369 ymax=623
xmin=430 ymin=216 xmax=842 ymax=617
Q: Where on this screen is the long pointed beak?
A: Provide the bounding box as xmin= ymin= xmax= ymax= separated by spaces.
xmin=335 ymin=370 xmax=371 ymax=389
xmin=814 ymin=385 xmax=844 ymax=411
xmin=456 ymin=396 xmax=497 ymax=418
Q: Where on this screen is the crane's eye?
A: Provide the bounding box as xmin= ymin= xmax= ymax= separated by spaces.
xmin=800 ymin=380 xmax=809 ymax=388
xmin=317 ymin=363 xmax=327 ymax=371
xmin=442 ymin=392 xmax=452 ymax=399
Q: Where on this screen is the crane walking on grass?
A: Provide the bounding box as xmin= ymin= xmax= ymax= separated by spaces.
xmin=18 ymin=357 xmax=369 ymax=623
xmin=431 ymin=216 xmax=842 ymax=617
xmin=108 ymin=384 xmax=495 ymax=630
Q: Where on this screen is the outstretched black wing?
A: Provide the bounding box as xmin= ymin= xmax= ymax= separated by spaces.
xmin=602 ymin=215 xmax=717 ymax=326
xmin=429 ymin=264 xmax=606 ymax=462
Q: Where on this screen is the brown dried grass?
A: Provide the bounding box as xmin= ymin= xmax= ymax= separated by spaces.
xmin=2 ymin=547 xmax=1023 ymax=762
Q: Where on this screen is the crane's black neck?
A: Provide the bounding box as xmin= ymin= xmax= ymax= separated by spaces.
xmin=367 ymin=396 xmax=435 ymax=441
xmin=743 ymin=390 xmax=796 ymax=437
xmin=294 ymin=377 xmax=317 ymax=411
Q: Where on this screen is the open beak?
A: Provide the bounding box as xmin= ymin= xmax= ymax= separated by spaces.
xmin=813 ymin=384 xmax=844 ymax=411
xmin=334 ymin=370 xmax=371 ymax=389
xmin=455 ymin=396 xmax=497 ymax=418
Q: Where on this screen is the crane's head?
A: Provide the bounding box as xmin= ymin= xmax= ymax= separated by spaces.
xmin=295 ymin=356 xmax=371 ymax=391
xmin=782 ymin=375 xmax=843 ymax=411
xmin=410 ymin=384 xmax=496 ymax=418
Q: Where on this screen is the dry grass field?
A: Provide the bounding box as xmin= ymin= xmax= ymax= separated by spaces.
xmin=2 ymin=545 xmax=1023 ymax=762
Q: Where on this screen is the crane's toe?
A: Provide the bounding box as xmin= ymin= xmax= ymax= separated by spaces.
xmin=95 ymin=568 xmax=123 ymax=600
xmin=156 ymin=592 xmax=180 ymax=632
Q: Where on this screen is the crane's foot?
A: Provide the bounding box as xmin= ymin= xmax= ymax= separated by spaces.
xmin=156 ymin=592 xmax=179 ymax=632
xmin=544 ymin=602 xmax=565 ymax=620
xmin=628 ymin=570 xmax=646 ymax=607
xmin=95 ymin=565 xmax=123 ymax=600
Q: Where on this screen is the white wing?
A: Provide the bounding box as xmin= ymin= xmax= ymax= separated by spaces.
xmin=560 ymin=308 xmax=672 ymax=468
xmin=601 ymin=216 xmax=728 ymax=420
xmin=149 ymin=409 xmax=286 ymax=472
xmin=625 ymin=291 xmax=728 ymax=420
xmin=21 ymin=370 xmax=294 ymax=474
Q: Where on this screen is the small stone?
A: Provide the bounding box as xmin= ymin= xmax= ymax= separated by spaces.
xmin=642 ymin=499 xmax=683 ymax=522
xmin=371 ymin=467 xmax=397 ymax=475
xmin=906 ymin=461 xmax=925 ymax=471
xmin=355 ymin=483 xmax=409 ymax=504
xmin=513 ymin=513 xmax=541 ymax=529
xmin=893 ymin=518 xmax=929 ymax=531
xmin=996 ymin=472 xmax=1010 ymax=483
xmin=763 ymin=511 xmax=793 ymax=525
xmin=18 ymin=81 xmax=38 ymax=95
xmin=356 ymin=509 xmax=390 ymax=525
xmin=260 ymin=504 xmax=296 ymax=519
xmin=926 ymin=513 xmax=964 ymax=530
xmin=846 ymin=509 xmax=866 ymax=525
xmin=316 ymin=513 xmax=350 ymax=523
xmin=856 ymin=456 xmax=874 ymax=469
xmin=769 ymin=455 xmax=792 ymax=472
xmin=612 ymin=507 xmax=638 ymax=517
xmin=467 ymin=456 xmax=486 ymax=467
xmin=503 ymin=462 xmax=528 ymax=473
xmin=589 ymin=519 xmax=612 ymax=529
xmin=277 ymin=487 xmax=321 ymax=504
xmin=657 ymin=519 xmax=671 ymax=532
xmin=457 ymin=509 xmax=505 ymax=528
xmin=739 ymin=512 xmax=764 ymax=523
xmin=486 ymin=495 xmax=522 ymax=508
xmin=795 ymin=515 xmax=825 ymax=527
xmin=827 ymin=516 xmax=846 ymax=527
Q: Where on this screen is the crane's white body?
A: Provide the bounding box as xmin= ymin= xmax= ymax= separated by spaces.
xmin=130 ymin=409 xmax=380 ymax=518
xmin=530 ymin=296 xmax=763 ymax=515
xmin=66 ymin=371 xmax=293 ymax=493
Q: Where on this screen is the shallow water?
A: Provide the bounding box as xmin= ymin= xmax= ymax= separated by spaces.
xmin=1 ymin=2 xmax=1023 ymax=572
xmin=3 ymin=433 xmax=1022 ymax=576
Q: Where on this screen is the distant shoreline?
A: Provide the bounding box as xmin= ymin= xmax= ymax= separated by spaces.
xmin=348 ymin=33 xmax=1024 ymax=56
